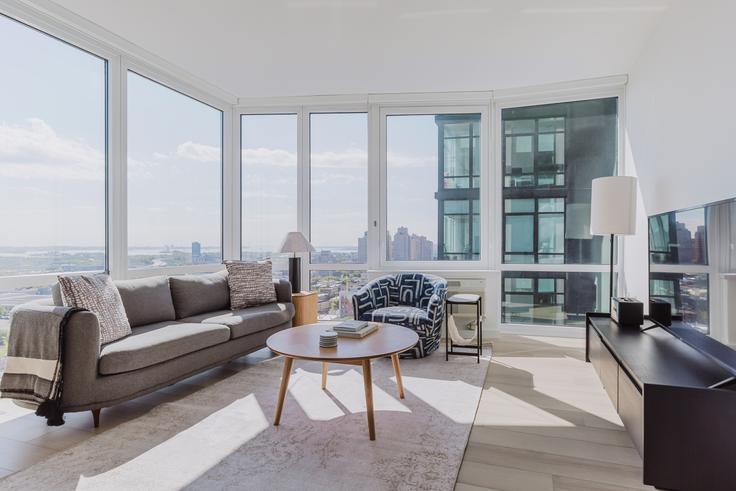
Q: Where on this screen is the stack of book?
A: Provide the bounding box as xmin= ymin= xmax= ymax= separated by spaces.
xmin=333 ymin=320 xmax=378 ymax=338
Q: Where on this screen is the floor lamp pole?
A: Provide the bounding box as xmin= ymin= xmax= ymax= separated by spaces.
xmin=609 ymin=233 xmax=615 ymax=306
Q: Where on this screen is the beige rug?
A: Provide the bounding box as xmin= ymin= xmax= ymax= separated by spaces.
xmin=1 ymin=349 xmax=490 ymax=490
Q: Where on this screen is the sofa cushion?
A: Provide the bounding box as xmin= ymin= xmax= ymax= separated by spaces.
xmin=115 ymin=276 xmax=176 ymax=328
xmin=225 ymin=260 xmax=277 ymax=309
xmin=98 ymin=321 xmax=230 ymax=375
xmin=180 ymin=303 xmax=294 ymax=339
xmin=169 ymin=271 xmax=230 ymax=319
xmin=58 ymin=273 xmax=131 ymax=344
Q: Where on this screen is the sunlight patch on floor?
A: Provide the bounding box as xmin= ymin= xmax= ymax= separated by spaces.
xmin=75 ymin=394 xmax=268 ymax=490
xmin=401 ymin=376 xmax=479 ymax=424
xmin=474 ymin=387 xmax=575 ymax=427
xmin=290 ymin=367 xmax=410 ymax=416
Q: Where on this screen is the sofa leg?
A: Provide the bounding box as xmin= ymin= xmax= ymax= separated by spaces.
xmin=91 ymin=408 xmax=101 ymax=428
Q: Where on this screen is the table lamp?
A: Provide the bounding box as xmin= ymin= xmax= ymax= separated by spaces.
xmin=279 ymin=232 xmax=315 ymax=293
xmin=590 ymin=176 xmax=638 ymax=304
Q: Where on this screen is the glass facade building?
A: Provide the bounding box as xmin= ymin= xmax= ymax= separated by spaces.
xmin=502 ymin=98 xmax=618 ymax=326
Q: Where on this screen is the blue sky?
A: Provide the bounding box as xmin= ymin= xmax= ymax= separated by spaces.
xmin=1 ymin=13 xmax=448 ymax=253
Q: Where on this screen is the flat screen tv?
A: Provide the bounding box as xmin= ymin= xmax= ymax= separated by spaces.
xmin=648 ymin=197 xmax=736 ymax=337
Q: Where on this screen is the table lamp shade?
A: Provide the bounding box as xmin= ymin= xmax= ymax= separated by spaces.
xmin=590 ymin=176 xmax=638 ymax=236
xmin=279 ymin=232 xmax=315 ymax=254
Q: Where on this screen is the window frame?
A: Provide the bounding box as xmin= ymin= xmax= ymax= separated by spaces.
xmin=0 ymin=11 xmax=112 ymax=289
xmin=378 ymin=104 xmax=491 ymax=271
xmin=494 ymin=88 xmax=626 ymax=332
xmin=122 ymin=64 xmax=230 ymax=278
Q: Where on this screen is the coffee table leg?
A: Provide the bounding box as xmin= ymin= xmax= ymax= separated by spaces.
xmin=362 ymin=359 xmax=375 ymax=440
xmin=273 ymin=356 xmax=294 ymax=426
xmin=321 ymin=362 xmax=328 ymax=390
xmin=391 ymin=353 xmax=405 ymax=399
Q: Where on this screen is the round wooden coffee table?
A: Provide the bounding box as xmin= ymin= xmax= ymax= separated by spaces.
xmin=266 ymin=323 xmax=418 ymax=440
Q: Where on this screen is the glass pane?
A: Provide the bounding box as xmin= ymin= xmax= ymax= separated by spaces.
xmin=648 ymin=208 xmax=707 ymax=265
xmin=501 ymin=98 xmax=618 ymax=265
xmin=310 ymin=113 xmax=368 ymax=265
xmin=538 ymin=198 xmax=564 ymax=212
xmin=310 ymin=270 xmax=369 ymax=320
xmin=502 ymin=271 xmax=611 ymax=326
xmin=443 ymin=137 xmax=470 ymax=177
xmin=241 ymin=114 xmax=297 ymax=279
xmin=0 ymin=15 xmax=106 ymax=276
xmin=505 ymin=199 xmax=535 ymax=213
xmin=504 ymin=119 xmax=535 ymax=135
xmin=445 ymin=200 xmax=470 ymax=214
xmin=538 ymin=214 xmax=564 ymax=253
xmin=443 ymin=215 xmax=470 ymax=255
xmin=387 ymin=113 xmax=481 ymax=261
xmin=505 ymin=215 xmax=534 ymax=253
xmin=127 ymin=72 xmax=222 ymax=268
xmin=650 ymin=273 xmax=709 ymax=331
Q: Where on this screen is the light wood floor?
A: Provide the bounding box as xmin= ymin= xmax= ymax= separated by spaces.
xmin=0 ymin=334 xmax=652 ymax=490
xmin=456 ymin=334 xmax=654 ymax=491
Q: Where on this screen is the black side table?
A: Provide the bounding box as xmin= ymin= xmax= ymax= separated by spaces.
xmin=445 ymin=293 xmax=482 ymax=363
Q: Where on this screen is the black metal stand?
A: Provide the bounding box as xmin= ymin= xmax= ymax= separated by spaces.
xmin=288 ymin=256 xmax=301 ymax=294
xmin=445 ymin=296 xmax=483 ymax=363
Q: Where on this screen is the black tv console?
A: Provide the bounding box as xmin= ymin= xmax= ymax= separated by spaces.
xmin=586 ymin=313 xmax=736 ymax=491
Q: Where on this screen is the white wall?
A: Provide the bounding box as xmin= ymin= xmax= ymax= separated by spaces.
xmin=627 ymin=0 xmax=736 ymax=216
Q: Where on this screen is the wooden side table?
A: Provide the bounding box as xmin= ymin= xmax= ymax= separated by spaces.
xmin=292 ymin=291 xmax=318 ymax=326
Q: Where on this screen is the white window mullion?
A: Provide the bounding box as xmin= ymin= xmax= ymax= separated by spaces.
xmin=110 ymin=55 xmax=128 ymax=280
xmin=298 ymin=106 xmax=310 ymax=291
xmin=222 ymin=106 xmax=238 ymax=261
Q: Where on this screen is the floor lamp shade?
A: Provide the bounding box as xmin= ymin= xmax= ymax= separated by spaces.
xmin=590 ymin=176 xmax=638 ymax=304
xmin=279 ymin=232 xmax=315 ymax=294
xmin=590 ymin=176 xmax=638 ymax=236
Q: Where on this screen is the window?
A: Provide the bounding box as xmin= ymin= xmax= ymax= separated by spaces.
xmin=309 ymin=113 xmax=368 ymax=264
xmin=502 ymin=271 xmax=611 ymax=326
xmin=127 ymin=72 xmax=222 ymax=269
xmin=650 ymin=273 xmax=709 ymax=330
xmin=385 ymin=112 xmax=482 ymax=262
xmin=648 ymin=204 xmax=711 ymax=332
xmin=501 ymin=98 xmax=618 ymax=326
xmin=310 ymin=270 xmax=369 ymax=320
xmin=0 ymin=15 xmax=106 ymax=277
xmin=241 ymin=114 xmax=297 ymax=279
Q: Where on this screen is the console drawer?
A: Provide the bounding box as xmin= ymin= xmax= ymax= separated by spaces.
xmin=618 ymin=367 xmax=644 ymax=455
xmin=599 ymin=342 xmax=619 ymax=410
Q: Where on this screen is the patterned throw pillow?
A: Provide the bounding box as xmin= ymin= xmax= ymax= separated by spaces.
xmin=225 ymin=260 xmax=277 ymax=309
xmin=58 ymin=273 xmax=131 ymax=344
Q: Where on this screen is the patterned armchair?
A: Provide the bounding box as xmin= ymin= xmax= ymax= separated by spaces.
xmin=352 ymin=273 xmax=448 ymax=358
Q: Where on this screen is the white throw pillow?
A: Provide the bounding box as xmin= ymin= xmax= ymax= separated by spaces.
xmin=224 ymin=260 xmax=277 ymax=309
xmin=58 ymin=273 xmax=131 ymax=344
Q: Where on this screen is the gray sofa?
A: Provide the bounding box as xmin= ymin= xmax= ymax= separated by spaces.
xmin=30 ymin=271 xmax=294 ymax=427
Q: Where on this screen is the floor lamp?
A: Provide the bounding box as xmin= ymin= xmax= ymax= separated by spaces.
xmin=590 ymin=176 xmax=638 ymax=306
xmin=279 ymin=232 xmax=315 ymax=294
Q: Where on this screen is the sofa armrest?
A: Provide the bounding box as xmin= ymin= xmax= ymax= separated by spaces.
xmin=60 ymin=311 xmax=101 ymax=408
xmin=273 ymin=278 xmax=292 ymax=304
xmin=352 ymin=284 xmax=376 ymax=320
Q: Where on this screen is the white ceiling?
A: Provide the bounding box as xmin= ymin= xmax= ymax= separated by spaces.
xmin=47 ymin=0 xmax=670 ymax=99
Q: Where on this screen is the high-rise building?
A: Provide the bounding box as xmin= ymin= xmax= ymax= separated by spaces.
xmin=435 ymin=114 xmax=481 ymax=261
xmin=191 ymin=241 xmax=202 ymax=263
xmin=357 ymin=231 xmax=368 ymax=263
xmin=391 ymin=227 xmax=410 ymax=260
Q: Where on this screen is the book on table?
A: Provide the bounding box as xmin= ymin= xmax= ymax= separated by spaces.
xmin=333 ymin=320 xmax=369 ymax=332
xmin=336 ymin=323 xmax=378 ymax=338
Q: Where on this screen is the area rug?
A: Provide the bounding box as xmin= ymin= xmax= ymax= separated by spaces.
xmin=1 ymin=348 xmax=490 ymax=490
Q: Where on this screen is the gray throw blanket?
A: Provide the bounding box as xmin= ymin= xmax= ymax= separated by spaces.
xmin=0 ymin=304 xmax=81 ymax=425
